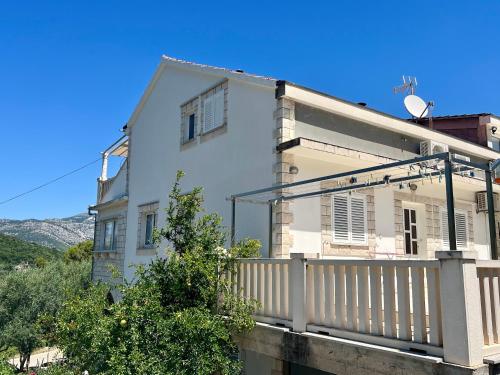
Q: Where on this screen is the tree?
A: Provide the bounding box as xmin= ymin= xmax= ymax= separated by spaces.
xmin=0 ymin=359 xmax=15 ymax=375
xmin=63 ymin=240 xmax=93 ymax=263
xmin=54 ymin=171 xmax=259 ymax=374
xmin=0 ymin=260 xmax=90 ymax=371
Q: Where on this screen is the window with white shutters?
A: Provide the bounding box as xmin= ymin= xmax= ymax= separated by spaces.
xmin=332 ymin=194 xmax=367 ymax=245
xmin=203 ymin=95 xmax=214 ymax=132
xmin=441 ymin=208 xmax=468 ymax=250
xmin=203 ymin=90 xmax=225 ymax=133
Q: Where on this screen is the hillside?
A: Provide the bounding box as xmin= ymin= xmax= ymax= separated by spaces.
xmin=0 ymin=213 xmax=94 ymax=250
xmin=0 ymin=233 xmax=62 ymax=272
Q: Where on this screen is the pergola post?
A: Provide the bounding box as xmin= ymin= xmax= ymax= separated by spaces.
xmin=486 ymin=166 xmax=498 ymax=260
xmin=444 ymin=155 xmax=457 ymax=250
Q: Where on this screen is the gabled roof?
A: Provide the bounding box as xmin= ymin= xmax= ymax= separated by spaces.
xmin=123 ymin=55 xmax=499 ymax=160
xmin=126 ymin=55 xmax=276 ymax=130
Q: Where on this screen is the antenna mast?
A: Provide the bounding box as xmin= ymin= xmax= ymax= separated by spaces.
xmin=394 ymin=76 xmax=435 ymax=128
xmin=393 ymin=75 xmax=418 ymax=95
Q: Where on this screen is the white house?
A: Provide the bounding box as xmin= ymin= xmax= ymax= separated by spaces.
xmin=90 ymin=55 xmax=500 ymax=286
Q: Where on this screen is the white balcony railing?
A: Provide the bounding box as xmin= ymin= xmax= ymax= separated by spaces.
xmin=228 ymin=252 xmax=500 ymax=368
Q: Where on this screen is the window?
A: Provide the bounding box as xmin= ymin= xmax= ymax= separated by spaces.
xmin=332 ymin=194 xmax=367 ymax=245
xmin=103 ymin=220 xmax=116 ymax=251
xmin=404 ymin=208 xmax=418 ymax=255
xmin=144 ymin=212 xmax=157 ymax=247
xmin=441 ymin=208 xmax=468 ymax=250
xmin=183 ymin=113 xmax=196 ymax=142
xmin=203 ymin=90 xmax=224 ymax=133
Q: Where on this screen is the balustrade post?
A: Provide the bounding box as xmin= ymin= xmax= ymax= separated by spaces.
xmin=436 ymin=251 xmax=483 ymax=367
xmin=290 ymin=253 xmax=317 ymax=333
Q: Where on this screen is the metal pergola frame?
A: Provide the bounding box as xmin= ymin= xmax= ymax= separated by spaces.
xmin=230 ymin=152 xmax=499 ymax=259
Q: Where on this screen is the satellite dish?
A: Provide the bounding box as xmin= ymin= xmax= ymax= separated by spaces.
xmin=404 ymin=94 xmax=429 ymax=118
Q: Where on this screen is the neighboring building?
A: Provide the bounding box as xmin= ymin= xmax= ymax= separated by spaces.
xmin=90 ymin=55 xmax=500 ymax=289
xmin=415 ymin=113 xmax=500 ymax=151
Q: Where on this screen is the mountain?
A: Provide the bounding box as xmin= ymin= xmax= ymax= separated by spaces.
xmin=0 ymin=213 xmax=94 ymax=250
xmin=0 ymin=233 xmax=62 ymax=272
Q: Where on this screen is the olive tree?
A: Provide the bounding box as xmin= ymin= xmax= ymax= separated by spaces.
xmin=0 ymin=260 xmax=90 ymax=371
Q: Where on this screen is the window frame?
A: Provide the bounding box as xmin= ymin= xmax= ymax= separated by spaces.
xmin=182 ymin=112 xmax=197 ymax=143
xmin=143 ymin=212 xmax=158 ymax=248
xmin=331 ymin=193 xmax=368 ymax=246
xmin=441 ymin=208 xmax=469 ymax=250
xmin=102 ymin=220 xmax=117 ymax=251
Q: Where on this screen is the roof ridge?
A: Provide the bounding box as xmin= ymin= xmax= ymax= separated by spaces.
xmin=161 ymin=54 xmax=277 ymax=82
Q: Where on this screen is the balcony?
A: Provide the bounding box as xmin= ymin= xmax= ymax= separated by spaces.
xmin=96 ymin=136 xmax=128 ymax=205
xmin=228 ymin=253 xmax=500 ymax=369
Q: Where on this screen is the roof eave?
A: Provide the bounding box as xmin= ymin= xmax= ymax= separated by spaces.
xmin=278 ymin=81 xmax=500 ymax=161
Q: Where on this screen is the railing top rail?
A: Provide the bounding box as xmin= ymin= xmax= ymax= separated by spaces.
xmin=307 ymin=258 xmax=439 ymax=268
xmin=477 ymin=260 xmax=500 ymax=269
xmin=238 ymin=258 xmax=290 ymax=265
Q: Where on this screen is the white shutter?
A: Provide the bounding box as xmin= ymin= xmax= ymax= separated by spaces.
xmin=441 ymin=209 xmax=468 ymax=250
xmin=441 ymin=209 xmax=449 ymax=250
xmin=350 ymin=196 xmax=367 ymax=244
xmin=332 ymin=195 xmax=349 ymax=243
xmin=455 ymin=211 xmax=468 ymax=249
xmin=203 ymin=96 xmax=214 ymax=132
xmin=213 ymin=90 xmax=224 ymax=128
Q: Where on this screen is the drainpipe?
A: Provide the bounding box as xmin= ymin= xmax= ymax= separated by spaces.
xmin=88 ymin=206 xmax=98 ymax=282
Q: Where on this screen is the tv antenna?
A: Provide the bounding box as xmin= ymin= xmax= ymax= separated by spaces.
xmin=393 ymin=76 xmax=418 ymax=95
xmin=394 ymin=76 xmax=435 ymax=128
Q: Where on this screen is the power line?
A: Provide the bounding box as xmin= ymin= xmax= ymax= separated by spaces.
xmin=0 ymin=157 xmax=102 ymax=206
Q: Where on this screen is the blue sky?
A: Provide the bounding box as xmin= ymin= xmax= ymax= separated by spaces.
xmin=0 ymin=1 xmax=499 ymax=219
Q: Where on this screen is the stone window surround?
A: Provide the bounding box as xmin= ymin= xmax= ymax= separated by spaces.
xmin=93 ymin=211 xmax=126 ymax=262
xmin=136 ymin=201 xmax=159 ymax=255
xmin=179 ymin=79 xmax=228 ymax=150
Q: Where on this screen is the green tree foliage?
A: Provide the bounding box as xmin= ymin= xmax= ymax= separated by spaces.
xmin=0 ymin=261 xmax=90 ymax=371
xmin=0 ymin=234 xmax=62 ymax=274
xmin=54 ymin=171 xmax=260 ymax=374
xmin=0 ymin=359 xmax=15 ymax=375
xmin=63 ymin=240 xmax=93 ymax=263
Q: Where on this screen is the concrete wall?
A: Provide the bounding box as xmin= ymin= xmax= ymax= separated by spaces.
xmin=123 ymin=65 xmax=276 ymax=280
xmin=101 ymin=161 xmax=127 ymax=204
xmin=237 ymin=323 xmax=489 ymax=375
xmin=294 ymin=103 xmax=489 ymax=164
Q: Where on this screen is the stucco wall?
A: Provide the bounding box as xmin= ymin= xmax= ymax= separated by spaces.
xmin=123 ymin=66 xmax=276 ymax=280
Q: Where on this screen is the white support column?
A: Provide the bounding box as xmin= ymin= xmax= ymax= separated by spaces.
xmin=100 ymin=152 xmax=109 ymax=181
xmin=290 ymin=253 xmax=317 ymax=333
xmin=436 ymin=251 xmax=484 ymax=367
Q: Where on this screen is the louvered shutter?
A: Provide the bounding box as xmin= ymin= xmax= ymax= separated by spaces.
xmin=441 ymin=209 xmax=468 ymax=250
xmin=213 ymin=90 xmax=224 ymax=128
xmin=455 ymin=211 xmax=468 ymax=249
xmin=332 ymin=195 xmax=349 ymax=242
xmin=441 ymin=210 xmax=449 ymax=250
xmin=203 ymin=96 xmax=214 ymax=132
xmin=350 ymin=196 xmax=367 ymax=244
